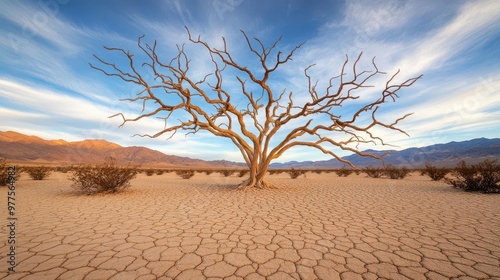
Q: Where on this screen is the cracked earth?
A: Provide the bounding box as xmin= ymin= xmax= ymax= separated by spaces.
xmin=0 ymin=172 xmax=499 ymax=279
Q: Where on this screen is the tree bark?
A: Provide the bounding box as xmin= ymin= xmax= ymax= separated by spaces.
xmin=238 ymin=160 xmax=273 ymax=190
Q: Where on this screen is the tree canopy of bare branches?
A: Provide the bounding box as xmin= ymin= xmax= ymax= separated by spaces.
xmin=90 ymin=28 xmax=421 ymax=189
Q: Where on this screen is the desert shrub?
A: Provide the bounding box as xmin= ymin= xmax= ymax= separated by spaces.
xmin=312 ymin=169 xmax=323 ymax=174
xmin=364 ymin=166 xmax=384 ymax=178
xmin=335 ymin=167 xmax=353 ymax=177
xmin=26 ymin=166 xmax=52 ymax=180
xmin=0 ymin=159 xmax=7 ymax=186
xmin=204 ymin=170 xmax=213 ymax=175
xmin=269 ymin=169 xmax=286 ymax=175
xmin=0 ymin=159 xmax=21 ymax=186
xmin=384 ymin=165 xmax=410 ymax=179
xmin=446 ymin=160 xmax=499 ymax=193
xmin=422 ymin=163 xmax=449 ymax=181
xmin=220 ymin=170 xmax=235 ymax=177
xmin=145 ymin=169 xmax=155 ymax=176
xmin=288 ymin=168 xmax=306 ymax=179
xmin=238 ymin=170 xmax=249 ymax=177
xmin=70 ymin=157 xmax=139 ymax=195
xmin=55 ymin=165 xmax=71 ymax=173
xmin=176 ymin=170 xmax=195 ymax=179
xmin=155 ymin=169 xmax=165 ymax=175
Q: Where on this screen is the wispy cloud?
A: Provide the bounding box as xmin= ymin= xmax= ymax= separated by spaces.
xmin=394 ymin=0 xmax=500 ymax=78
xmin=0 ymin=79 xmax=114 ymax=122
xmin=0 ymin=0 xmax=498 ymax=163
xmin=0 ymin=1 xmax=134 ymax=105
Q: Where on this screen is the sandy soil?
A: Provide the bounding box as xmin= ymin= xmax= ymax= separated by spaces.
xmin=0 ymin=171 xmax=499 ymax=279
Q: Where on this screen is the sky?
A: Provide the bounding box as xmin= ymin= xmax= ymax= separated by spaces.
xmin=1 ymin=0 xmax=499 ymax=163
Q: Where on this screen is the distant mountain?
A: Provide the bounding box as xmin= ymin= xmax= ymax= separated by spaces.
xmin=270 ymin=138 xmax=500 ymax=169
xmin=1 ymin=131 xmax=498 ymax=169
xmin=0 ymin=131 xmax=244 ymax=168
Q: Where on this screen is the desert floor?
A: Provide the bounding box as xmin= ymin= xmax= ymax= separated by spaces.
xmin=0 ymin=172 xmax=499 ymax=280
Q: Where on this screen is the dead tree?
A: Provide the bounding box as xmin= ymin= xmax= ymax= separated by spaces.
xmin=90 ymin=28 xmax=421 ymax=189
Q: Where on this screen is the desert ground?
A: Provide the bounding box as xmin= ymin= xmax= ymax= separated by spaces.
xmin=0 ymin=171 xmax=499 ymax=280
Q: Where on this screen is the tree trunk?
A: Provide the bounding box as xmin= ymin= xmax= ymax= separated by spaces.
xmin=238 ymin=163 xmax=274 ymax=190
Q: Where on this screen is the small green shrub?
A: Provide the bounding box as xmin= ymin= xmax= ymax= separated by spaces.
xmin=446 ymin=160 xmax=499 ymax=193
xmin=176 ymin=170 xmax=195 ymax=179
xmin=384 ymin=165 xmax=410 ymax=179
xmin=335 ymin=167 xmax=353 ymax=177
xmin=26 ymin=166 xmax=52 ymax=180
xmin=422 ymin=163 xmax=449 ymax=181
xmin=145 ymin=169 xmax=155 ymax=176
xmin=70 ymin=157 xmax=139 ymax=195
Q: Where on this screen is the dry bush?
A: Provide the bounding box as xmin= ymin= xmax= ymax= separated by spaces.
xmin=0 ymin=158 xmax=7 ymax=186
xmin=70 ymin=157 xmax=139 ymax=195
xmin=0 ymin=159 xmax=21 ymax=186
xmin=384 ymin=165 xmax=410 ymax=179
xmin=446 ymin=160 xmax=499 ymax=193
xmin=269 ymin=169 xmax=285 ymax=175
xmin=335 ymin=167 xmax=353 ymax=177
xmin=312 ymin=169 xmax=323 ymax=174
xmin=422 ymin=163 xmax=449 ymax=181
xmin=238 ymin=170 xmax=249 ymax=177
xmin=26 ymin=166 xmax=52 ymax=180
xmin=204 ymin=170 xmax=213 ymax=175
xmin=176 ymin=170 xmax=195 ymax=179
xmin=288 ymin=168 xmax=306 ymax=179
xmin=145 ymin=169 xmax=155 ymax=176
xmin=220 ymin=170 xmax=235 ymax=177
xmin=55 ymin=165 xmax=72 ymax=173
xmin=364 ymin=166 xmax=384 ymax=178
xmin=155 ymin=169 xmax=165 ymax=175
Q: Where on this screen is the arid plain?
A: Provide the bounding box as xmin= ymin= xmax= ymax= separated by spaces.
xmin=1 ymin=172 xmax=499 ymax=279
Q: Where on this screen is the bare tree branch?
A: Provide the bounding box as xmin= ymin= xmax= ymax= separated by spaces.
xmin=91 ymin=27 xmax=422 ymax=189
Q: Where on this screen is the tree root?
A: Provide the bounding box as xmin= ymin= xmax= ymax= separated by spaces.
xmin=237 ymin=178 xmax=277 ymax=190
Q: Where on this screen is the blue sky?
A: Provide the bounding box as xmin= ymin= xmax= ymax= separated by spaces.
xmin=1 ymin=0 xmax=499 ymax=163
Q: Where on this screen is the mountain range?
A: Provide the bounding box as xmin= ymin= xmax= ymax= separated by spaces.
xmin=0 ymin=131 xmax=243 ymax=168
xmin=1 ymin=131 xmax=499 ymax=168
xmin=270 ymin=138 xmax=500 ymax=169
